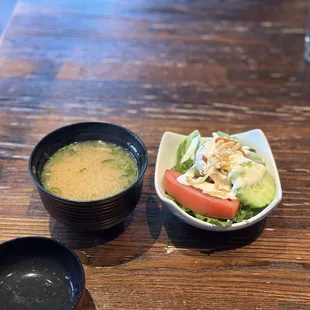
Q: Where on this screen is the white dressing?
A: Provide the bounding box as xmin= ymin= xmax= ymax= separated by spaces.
xmin=195 ymin=139 xmax=214 ymax=174
xmin=230 ymin=160 xmax=266 ymax=194
xmin=177 ymin=133 xmax=266 ymax=200
xmin=177 ymin=169 xmax=236 ymax=199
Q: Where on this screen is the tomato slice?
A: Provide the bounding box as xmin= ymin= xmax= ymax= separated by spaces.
xmin=164 ymin=170 xmax=240 ymax=220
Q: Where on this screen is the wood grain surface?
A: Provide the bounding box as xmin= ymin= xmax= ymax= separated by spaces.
xmin=0 ymin=1 xmax=310 ymax=309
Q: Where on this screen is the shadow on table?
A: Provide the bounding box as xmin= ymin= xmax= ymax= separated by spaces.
xmin=83 ymin=289 xmax=96 ymax=310
xmin=162 ymin=205 xmax=266 ymax=255
xmin=49 ymin=193 xmax=163 ymax=267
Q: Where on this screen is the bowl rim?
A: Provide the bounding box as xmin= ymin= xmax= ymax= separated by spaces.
xmin=29 ymin=121 xmax=148 ymax=204
xmin=0 ymin=236 xmax=85 ymax=306
xmin=154 ymin=129 xmax=282 ymax=231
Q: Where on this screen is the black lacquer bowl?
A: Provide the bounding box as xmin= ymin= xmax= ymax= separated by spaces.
xmin=29 ymin=122 xmax=148 ymax=231
xmin=0 ymin=237 xmax=85 ymax=310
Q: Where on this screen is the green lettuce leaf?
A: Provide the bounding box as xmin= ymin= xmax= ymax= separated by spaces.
xmin=232 ymin=206 xmax=254 ymax=222
xmin=206 ymin=217 xmax=233 ymax=227
xmin=165 ymin=194 xmax=258 ymax=228
xmin=176 ymin=130 xmax=200 ymax=164
xmin=171 ymin=158 xmax=194 ymax=174
xmin=192 ymin=211 xmax=233 ymax=227
xmin=216 ymin=131 xmax=238 ymax=141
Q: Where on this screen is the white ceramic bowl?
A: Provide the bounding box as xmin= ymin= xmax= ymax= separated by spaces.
xmin=155 ymin=129 xmax=282 ymax=231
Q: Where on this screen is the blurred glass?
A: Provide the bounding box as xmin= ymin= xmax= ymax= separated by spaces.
xmin=305 ymin=38 xmax=310 ymax=62
xmin=305 ymin=3 xmax=310 ymax=62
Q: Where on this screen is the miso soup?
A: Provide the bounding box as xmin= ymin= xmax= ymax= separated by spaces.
xmin=41 ymin=141 xmax=138 ymax=200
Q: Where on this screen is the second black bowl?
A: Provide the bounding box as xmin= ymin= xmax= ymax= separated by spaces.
xmin=29 ymin=122 xmax=148 ymax=231
xmin=0 ymin=237 xmax=85 ymax=310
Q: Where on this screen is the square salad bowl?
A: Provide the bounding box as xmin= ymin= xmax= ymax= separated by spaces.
xmin=154 ymin=129 xmax=282 ymax=231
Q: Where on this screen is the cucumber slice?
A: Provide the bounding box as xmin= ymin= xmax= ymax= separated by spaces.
xmin=236 ymin=171 xmax=276 ymax=208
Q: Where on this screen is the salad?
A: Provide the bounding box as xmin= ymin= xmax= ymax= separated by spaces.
xmin=164 ymin=130 xmax=276 ymax=227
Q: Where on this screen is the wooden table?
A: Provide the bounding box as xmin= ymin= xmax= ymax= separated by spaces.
xmin=1 ymin=1 xmax=310 ymax=309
